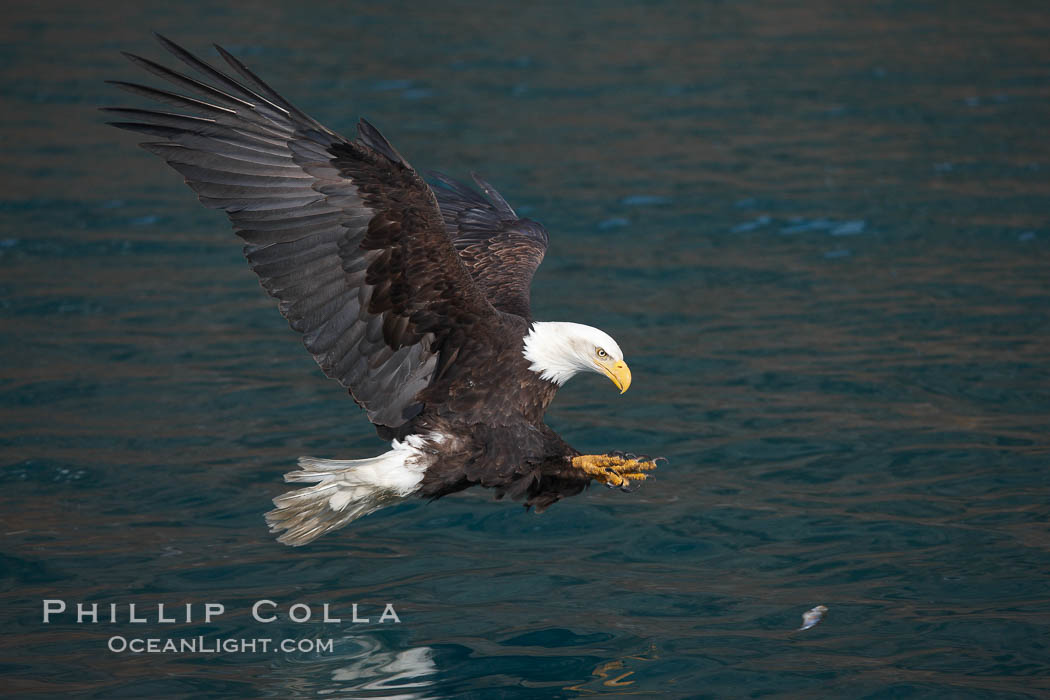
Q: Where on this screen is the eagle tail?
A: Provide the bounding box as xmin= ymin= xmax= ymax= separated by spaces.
xmin=264 ymin=436 xmax=433 ymax=546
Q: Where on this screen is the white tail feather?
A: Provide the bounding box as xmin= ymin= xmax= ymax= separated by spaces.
xmin=265 ymin=436 xmax=432 ymax=546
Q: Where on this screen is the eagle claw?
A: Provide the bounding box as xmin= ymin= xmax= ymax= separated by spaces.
xmin=571 ymin=453 xmax=660 ymax=489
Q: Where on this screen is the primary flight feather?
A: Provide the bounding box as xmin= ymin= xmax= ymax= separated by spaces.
xmin=107 ymin=34 xmax=659 ymax=546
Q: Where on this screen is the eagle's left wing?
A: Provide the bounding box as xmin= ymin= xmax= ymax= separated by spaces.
xmin=431 ymin=172 xmax=549 ymax=319
xmin=104 ymin=35 xmax=500 ymax=431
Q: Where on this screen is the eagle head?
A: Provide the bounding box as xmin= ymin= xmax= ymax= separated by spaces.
xmin=522 ymin=321 xmax=632 ymax=393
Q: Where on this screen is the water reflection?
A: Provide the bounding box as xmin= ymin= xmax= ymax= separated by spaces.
xmin=313 ymin=637 xmax=438 ymax=699
xmin=268 ymin=632 xmax=667 ymax=698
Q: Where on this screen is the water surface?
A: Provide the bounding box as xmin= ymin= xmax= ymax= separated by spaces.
xmin=2 ymin=1 xmax=1049 ymax=698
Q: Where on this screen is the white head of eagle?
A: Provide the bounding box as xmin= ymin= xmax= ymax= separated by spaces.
xmin=522 ymin=322 xmax=632 ymax=393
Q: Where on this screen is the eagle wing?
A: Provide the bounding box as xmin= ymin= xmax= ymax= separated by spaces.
xmin=106 ymin=35 xmax=498 ymax=430
xmin=431 ymin=172 xmax=549 ymax=319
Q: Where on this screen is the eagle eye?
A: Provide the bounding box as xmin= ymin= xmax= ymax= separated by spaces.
xmin=596 ymin=347 xmax=608 ymax=359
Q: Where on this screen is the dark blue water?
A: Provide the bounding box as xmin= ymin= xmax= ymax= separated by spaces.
xmin=3 ymin=2 xmax=1050 ymax=697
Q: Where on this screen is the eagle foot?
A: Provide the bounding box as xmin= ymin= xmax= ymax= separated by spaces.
xmin=571 ymin=453 xmax=659 ymax=489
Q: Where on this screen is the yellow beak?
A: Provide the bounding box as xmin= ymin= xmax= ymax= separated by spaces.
xmin=602 ymin=360 xmax=632 ymax=394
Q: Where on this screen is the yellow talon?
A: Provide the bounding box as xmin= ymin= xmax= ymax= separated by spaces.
xmin=571 ymin=453 xmax=659 ymax=488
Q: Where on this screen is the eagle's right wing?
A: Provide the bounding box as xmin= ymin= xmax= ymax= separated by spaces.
xmin=431 ymin=172 xmax=549 ymax=319
xmin=106 ymin=35 xmax=497 ymax=430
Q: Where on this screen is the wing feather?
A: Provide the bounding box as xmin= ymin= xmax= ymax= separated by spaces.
xmin=108 ymin=35 xmax=499 ymax=430
xmin=431 ymin=172 xmax=549 ymax=318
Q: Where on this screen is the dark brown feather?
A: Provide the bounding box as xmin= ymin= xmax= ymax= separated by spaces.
xmin=107 ymin=35 xmax=500 ymax=430
xmin=431 ymin=172 xmax=549 ymax=319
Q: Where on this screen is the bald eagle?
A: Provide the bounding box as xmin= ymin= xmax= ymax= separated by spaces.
xmin=107 ymin=35 xmax=660 ymax=546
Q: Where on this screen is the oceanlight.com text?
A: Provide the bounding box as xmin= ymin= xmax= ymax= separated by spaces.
xmin=107 ymin=635 xmax=335 ymax=654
